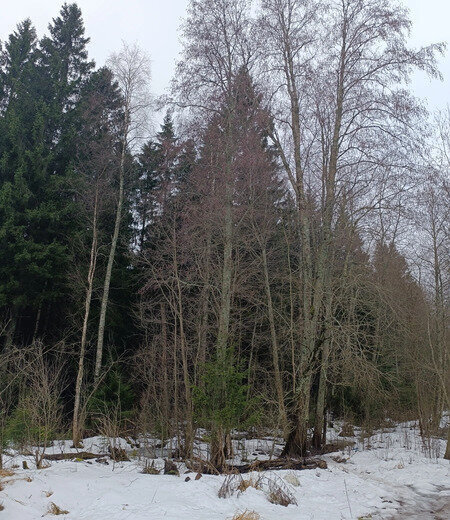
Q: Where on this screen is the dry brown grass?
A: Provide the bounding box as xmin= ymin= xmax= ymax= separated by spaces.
xmin=231 ymin=510 xmax=260 ymax=520
xmin=237 ymin=476 xmax=260 ymax=492
xmin=0 ymin=470 xmax=15 ymax=492
xmin=142 ymin=461 xmax=160 ymax=474
xmin=266 ymin=475 xmax=298 ymax=507
xmin=219 ymin=473 xmax=263 ymax=498
xmin=47 ymin=502 xmax=69 ymax=515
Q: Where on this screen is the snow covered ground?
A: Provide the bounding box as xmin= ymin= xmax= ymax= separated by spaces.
xmin=0 ymin=422 xmax=448 ymax=519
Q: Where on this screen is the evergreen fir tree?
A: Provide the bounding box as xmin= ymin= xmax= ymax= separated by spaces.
xmin=37 ymin=2 xmax=94 ymax=175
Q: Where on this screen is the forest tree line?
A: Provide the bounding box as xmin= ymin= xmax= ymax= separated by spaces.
xmin=0 ymin=0 xmax=449 ymax=468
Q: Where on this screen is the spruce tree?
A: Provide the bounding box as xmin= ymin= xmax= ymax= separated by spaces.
xmin=37 ymin=2 xmax=94 ymax=175
xmin=0 ymin=4 xmax=95 ymax=345
xmin=0 ymin=20 xmax=65 ymax=343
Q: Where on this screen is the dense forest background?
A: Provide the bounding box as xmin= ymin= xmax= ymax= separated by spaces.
xmin=0 ymin=0 xmax=448 ymax=468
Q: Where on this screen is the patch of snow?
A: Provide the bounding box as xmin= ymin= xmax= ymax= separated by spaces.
xmin=0 ymin=422 xmax=448 ymax=519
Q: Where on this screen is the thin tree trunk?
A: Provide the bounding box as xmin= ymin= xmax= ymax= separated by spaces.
xmin=211 ymin=112 xmax=235 ymax=467
xmin=216 ymin=199 xmax=233 ymax=360
xmin=285 ymin=231 xmax=297 ymax=396
xmin=261 ymin=246 xmax=288 ymax=435
xmin=172 ymin=226 xmax=193 ymax=458
xmin=270 ymin=40 xmax=315 ymax=455
xmin=73 ymin=188 xmax=99 ymax=447
xmin=210 ymin=204 xmax=233 ymax=467
xmin=195 ymin=232 xmax=212 ymax=385
xmin=94 ymin=138 xmax=126 ymax=382
xmin=160 ymin=301 xmax=170 ymax=440
xmin=4 ymin=312 xmax=16 ymax=350
xmin=312 ymin=296 xmax=333 ymax=449
xmin=172 ymin=301 xmax=179 ymax=458
xmin=32 ymin=301 xmax=43 ymax=343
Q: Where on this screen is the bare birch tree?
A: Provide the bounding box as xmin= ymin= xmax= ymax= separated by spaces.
xmin=94 ymin=43 xmax=151 ymax=382
xmin=72 ymin=68 xmax=122 ymax=446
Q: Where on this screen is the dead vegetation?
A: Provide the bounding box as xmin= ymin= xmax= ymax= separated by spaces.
xmin=339 ymin=423 xmax=355 ymax=437
xmin=237 ymin=476 xmax=261 ymax=492
xmin=331 ymin=455 xmax=348 ymax=464
xmin=219 ymin=474 xmax=241 ymax=499
xmin=322 ymin=439 xmax=356 ymax=454
xmin=266 ymin=475 xmax=298 ymax=507
xmin=108 ymin=446 xmax=129 ymax=462
xmin=142 ymin=460 xmax=160 ymax=474
xmin=0 ymin=468 xmax=14 ymax=490
xmin=219 ymin=472 xmax=298 ymax=507
xmin=43 ymin=452 xmax=107 ymax=461
xmin=185 ymin=457 xmax=220 ymax=475
xmin=47 ymin=502 xmax=69 ymax=515
xmin=230 ymin=511 xmax=260 ymax=520
xmin=163 ymin=459 xmax=179 ymax=476
xmin=231 ymin=457 xmax=327 ymax=473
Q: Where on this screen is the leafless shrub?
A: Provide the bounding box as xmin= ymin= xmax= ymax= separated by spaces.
xmin=218 ymin=473 xmax=240 ymax=499
xmin=96 ymin=402 xmax=129 ymax=463
xmin=3 ymin=343 xmax=67 ymax=468
xmin=265 ymin=475 xmax=298 ymax=507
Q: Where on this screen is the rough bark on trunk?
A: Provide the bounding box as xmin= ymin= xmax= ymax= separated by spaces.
xmin=282 ymin=374 xmax=311 ymax=457
xmin=210 ymin=425 xmax=226 ymax=470
xmin=312 ymin=337 xmax=330 ymax=450
xmin=312 ymin=293 xmax=334 ymax=449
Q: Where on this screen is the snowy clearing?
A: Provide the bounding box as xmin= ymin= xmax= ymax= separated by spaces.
xmin=0 ymin=422 xmax=449 ymax=520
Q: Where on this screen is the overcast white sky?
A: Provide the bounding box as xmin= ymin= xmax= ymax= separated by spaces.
xmin=1 ymin=0 xmax=449 ymax=122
